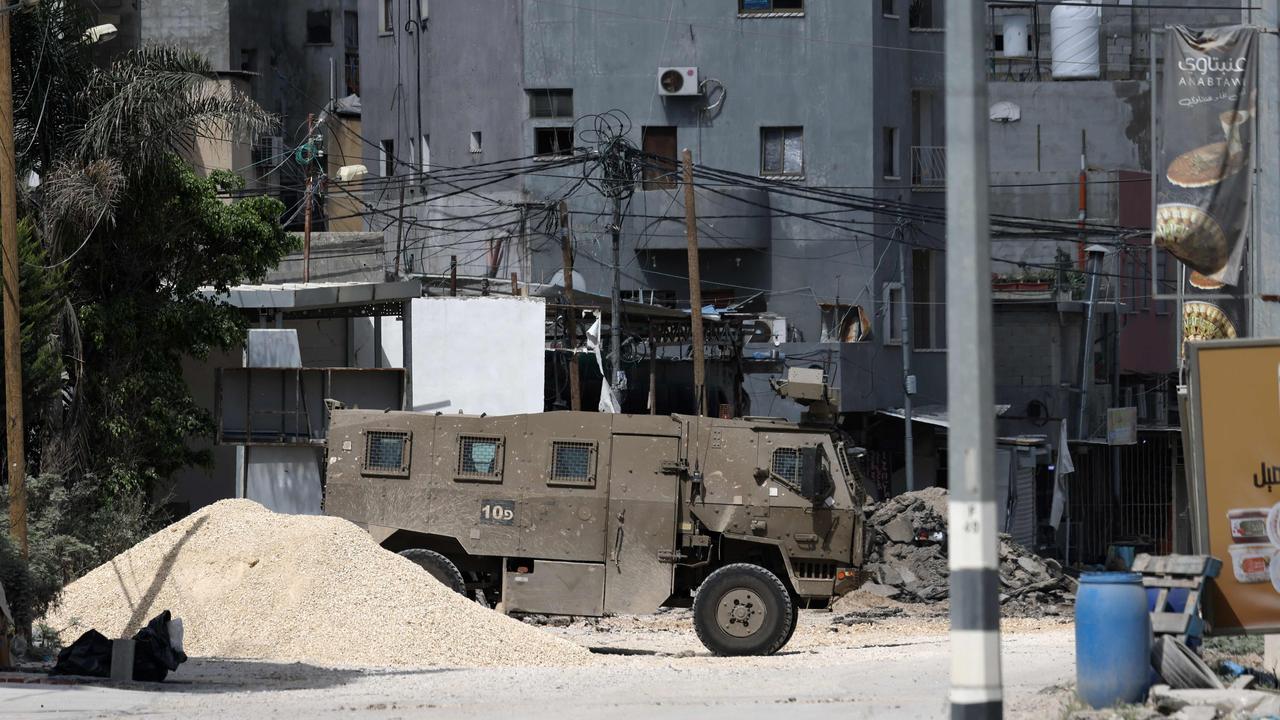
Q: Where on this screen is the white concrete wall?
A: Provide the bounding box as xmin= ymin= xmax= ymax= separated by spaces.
xmin=408 ymin=297 xmax=545 ymax=415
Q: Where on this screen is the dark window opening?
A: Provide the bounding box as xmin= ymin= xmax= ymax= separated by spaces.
xmin=740 ymin=0 xmax=804 ymax=13
xmin=761 ymin=126 xmax=804 ymax=176
xmin=306 ymin=10 xmax=332 ymax=44
xmin=642 ymin=126 xmax=678 ymax=190
xmin=909 ymin=0 xmax=940 ymax=29
xmin=882 ymin=0 xmax=896 ymax=15
xmin=345 ymin=52 xmax=360 ymax=95
xmin=882 ymin=126 xmax=899 ymax=178
xmin=344 ymin=10 xmax=360 ymax=48
xmin=380 ymin=139 xmax=395 ymax=176
xmin=528 ymin=89 xmax=574 ymax=119
xmin=535 ymin=127 xmax=574 ymax=157
xmin=382 ymin=0 xmax=394 ymax=32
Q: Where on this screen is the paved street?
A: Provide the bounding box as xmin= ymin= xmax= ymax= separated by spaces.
xmin=0 ymin=615 xmax=1074 ymax=720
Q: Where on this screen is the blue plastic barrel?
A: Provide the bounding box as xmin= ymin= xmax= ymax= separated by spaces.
xmin=1076 ymin=572 xmax=1152 ymax=708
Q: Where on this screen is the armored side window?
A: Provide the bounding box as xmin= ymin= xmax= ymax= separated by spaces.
xmin=548 ymin=440 xmax=596 ymax=488
xmin=456 ymin=435 xmax=504 ymax=482
xmin=364 ymin=430 xmax=410 ymax=475
xmin=771 ymin=447 xmax=802 ymax=485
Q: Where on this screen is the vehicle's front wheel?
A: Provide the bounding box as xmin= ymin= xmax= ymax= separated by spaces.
xmin=692 ymin=563 xmax=794 ymax=656
xmin=399 ymin=548 xmax=467 ymax=595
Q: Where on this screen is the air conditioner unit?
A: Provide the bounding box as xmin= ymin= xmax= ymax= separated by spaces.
xmin=657 ymin=67 xmax=700 ymax=97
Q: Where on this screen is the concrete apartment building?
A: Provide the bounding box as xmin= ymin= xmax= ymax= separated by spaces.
xmin=355 ymin=0 xmax=948 ymax=411
xmin=352 ymin=0 xmax=1275 ymax=563
xmin=89 ymin=0 xmax=362 ymax=222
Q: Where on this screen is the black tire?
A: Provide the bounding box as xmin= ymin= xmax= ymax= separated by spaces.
xmin=399 ymin=548 xmax=466 ymax=595
xmin=693 ymin=564 xmax=794 ymax=656
xmin=780 ymin=597 xmax=801 ymax=650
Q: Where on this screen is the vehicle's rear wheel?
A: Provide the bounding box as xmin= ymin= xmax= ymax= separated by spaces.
xmin=399 ymin=548 xmax=466 ymax=595
xmin=692 ymin=563 xmax=794 ymax=656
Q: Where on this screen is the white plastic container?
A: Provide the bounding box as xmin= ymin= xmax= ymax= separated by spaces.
xmin=1229 ymin=543 xmax=1275 ymax=584
xmin=1002 ymin=14 xmax=1031 ymax=58
xmin=1051 ymin=1 xmax=1101 ymax=80
xmin=1227 ymin=507 xmax=1270 ymax=543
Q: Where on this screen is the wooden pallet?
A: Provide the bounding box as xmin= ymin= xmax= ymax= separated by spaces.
xmin=1132 ymin=553 xmax=1222 ymax=642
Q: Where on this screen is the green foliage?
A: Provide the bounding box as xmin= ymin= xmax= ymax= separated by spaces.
xmin=0 ymin=474 xmax=153 ymax=634
xmin=75 ymin=160 xmax=294 ymax=495
xmin=4 ymin=10 xmax=294 ymax=554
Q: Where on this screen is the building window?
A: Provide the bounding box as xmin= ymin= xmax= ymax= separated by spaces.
xmin=344 ymin=52 xmax=360 ymax=95
xmin=379 ymin=139 xmax=395 ymax=176
xmin=642 ymin=126 xmax=678 ymax=190
xmin=739 ymin=0 xmax=804 ymax=15
xmin=548 ymin=441 xmax=596 ymax=488
xmin=363 ymin=431 xmax=410 ymax=475
xmin=882 ymin=126 xmax=899 ymax=178
xmin=470 ymin=131 xmax=483 ymax=154
xmin=882 ymin=0 xmax=896 ymax=16
xmin=909 ymin=0 xmax=941 ymax=29
xmin=306 ymin=10 xmax=332 ymax=44
xmin=239 ymin=48 xmax=257 ymax=73
xmin=420 ymin=0 xmax=429 ymax=20
xmin=761 ymin=126 xmax=803 ymax=177
xmin=456 ymin=435 xmax=504 ymax=482
xmin=820 ymin=304 xmax=869 ymax=343
xmin=344 ymin=11 xmax=359 ymax=94
xmin=912 ymin=249 xmax=945 ymax=349
xmin=771 ymin=448 xmax=802 ymax=485
xmin=528 ymin=89 xmax=574 ymax=119
xmin=380 ymin=0 xmax=394 ymax=33
xmin=534 ymin=127 xmax=574 ymax=158
xmin=884 ymin=282 xmax=903 ymax=343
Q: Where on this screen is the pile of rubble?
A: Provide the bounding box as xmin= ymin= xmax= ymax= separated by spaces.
xmin=854 ymin=487 xmax=1077 ymax=616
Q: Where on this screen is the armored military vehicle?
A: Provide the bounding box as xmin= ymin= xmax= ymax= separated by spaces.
xmin=324 ymin=368 xmax=867 ymax=656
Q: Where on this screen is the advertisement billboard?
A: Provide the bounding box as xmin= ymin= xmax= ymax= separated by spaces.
xmin=1188 ymin=339 xmax=1280 ymax=633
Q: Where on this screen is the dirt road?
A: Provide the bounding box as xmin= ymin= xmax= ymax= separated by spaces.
xmin=0 ymin=613 xmax=1075 ymax=720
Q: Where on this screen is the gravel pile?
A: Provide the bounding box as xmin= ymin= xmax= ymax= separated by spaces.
xmin=851 ymin=487 xmax=1077 ymax=616
xmin=44 ymin=500 xmax=591 ymax=668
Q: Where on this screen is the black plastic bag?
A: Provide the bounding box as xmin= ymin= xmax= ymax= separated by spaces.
xmin=51 ymin=610 xmax=187 ymax=681
xmin=131 ymin=610 xmax=187 ymax=682
xmin=51 ymin=628 xmax=113 ymax=677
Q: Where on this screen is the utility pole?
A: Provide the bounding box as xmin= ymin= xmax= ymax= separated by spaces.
xmin=302 ymin=113 xmax=315 ymax=283
xmin=0 ymin=12 xmax=24 ymax=558
xmin=609 ymin=195 xmax=623 ymax=402
xmin=682 ymin=149 xmax=707 ymax=416
xmin=559 ymin=201 xmax=581 ymax=411
xmin=946 ymin=2 xmax=1001 ymax=717
xmin=898 ymin=222 xmax=915 ymax=491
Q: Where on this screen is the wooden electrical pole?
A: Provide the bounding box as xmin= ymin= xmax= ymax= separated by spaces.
xmin=681 ymin=149 xmax=706 ymax=417
xmin=559 ymin=201 xmax=581 ymax=411
xmin=302 ymin=113 xmax=315 ymax=283
xmin=0 ymin=14 xmax=26 ymax=559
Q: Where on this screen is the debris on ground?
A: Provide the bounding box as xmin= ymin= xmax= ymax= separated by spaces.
xmin=44 ymin=500 xmax=590 ymax=668
xmin=847 ymin=487 xmax=1077 ymax=616
xmin=53 ymin=610 xmax=186 ymax=681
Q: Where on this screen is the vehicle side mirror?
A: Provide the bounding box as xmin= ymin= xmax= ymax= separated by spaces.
xmin=799 ymin=447 xmax=831 ymax=502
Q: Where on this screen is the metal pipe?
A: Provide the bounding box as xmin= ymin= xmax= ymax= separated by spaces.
xmin=610 ymin=196 xmax=623 ymax=403
xmin=1075 ymin=249 xmax=1104 ymax=439
xmin=899 ymin=222 xmax=915 ymax=492
xmin=945 ymin=2 xmax=1002 ymax=716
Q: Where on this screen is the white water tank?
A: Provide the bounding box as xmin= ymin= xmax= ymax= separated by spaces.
xmin=1051 ymin=1 xmax=1101 ymax=80
xmin=1002 ymin=14 xmax=1031 ymax=58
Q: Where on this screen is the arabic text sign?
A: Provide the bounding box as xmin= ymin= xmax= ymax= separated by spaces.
xmin=1155 ymin=25 xmax=1256 ymax=288
xmin=1191 ymin=341 xmax=1280 ymax=633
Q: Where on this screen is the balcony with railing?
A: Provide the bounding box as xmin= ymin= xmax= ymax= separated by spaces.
xmin=911 ymin=146 xmax=946 ymax=189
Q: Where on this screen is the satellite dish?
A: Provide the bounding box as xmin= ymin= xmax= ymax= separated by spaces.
xmin=989 ymin=101 xmax=1021 ymax=123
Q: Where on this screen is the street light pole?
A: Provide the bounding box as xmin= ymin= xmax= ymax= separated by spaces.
xmin=946 ymin=1 xmax=1002 ymax=717
xmin=0 ymin=12 xmax=25 ymax=559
